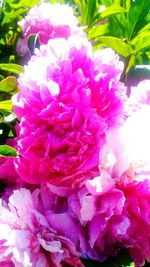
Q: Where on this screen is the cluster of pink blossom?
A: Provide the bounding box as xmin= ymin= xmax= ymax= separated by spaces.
xmin=0 ymin=2 xmax=150 ymax=267
xmin=13 ymin=37 xmax=125 ymax=186
xmin=17 ymin=2 xmax=84 ymax=56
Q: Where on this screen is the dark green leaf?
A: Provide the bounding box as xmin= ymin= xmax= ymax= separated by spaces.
xmin=127 ymin=0 xmax=150 ymax=40
xmin=86 ymin=0 xmax=97 ymax=26
xmin=137 ymin=23 xmax=150 ymax=34
xmin=108 ymin=14 xmax=127 ymax=37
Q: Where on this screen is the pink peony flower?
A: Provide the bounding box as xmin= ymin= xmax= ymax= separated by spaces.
xmin=0 ymin=187 xmax=84 ymax=267
xmin=68 ymin=179 xmax=126 ymax=261
xmin=119 ymin=80 xmax=150 ymax=181
xmin=17 ymin=2 xmax=83 ymax=56
xmin=68 ymin=175 xmax=150 ymax=266
xmin=123 ymin=106 xmax=150 ymax=180
xmin=85 ymin=170 xmax=115 ymax=196
xmin=100 ymin=91 xmax=150 ymax=181
xmin=0 ymin=157 xmax=17 ymax=182
xmin=125 ymin=79 xmax=150 ymax=118
xmin=13 ymin=38 xmax=125 ymax=184
xmin=130 ymin=79 xmax=150 ymax=106
xmin=0 ymin=139 xmax=18 ymax=184
xmin=116 ymin=179 xmax=150 ymax=267
xmin=100 ymin=126 xmax=130 ymax=178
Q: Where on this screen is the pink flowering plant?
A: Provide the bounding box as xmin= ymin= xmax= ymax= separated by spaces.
xmin=13 ymin=38 xmax=125 ymax=185
xmin=16 ymin=2 xmax=84 ymax=57
xmin=0 ymin=1 xmax=150 ymax=267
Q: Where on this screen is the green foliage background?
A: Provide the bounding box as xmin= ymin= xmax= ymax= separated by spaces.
xmin=0 ymin=0 xmax=150 ymax=265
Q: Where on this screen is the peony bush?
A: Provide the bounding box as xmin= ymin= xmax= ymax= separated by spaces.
xmin=0 ymin=1 xmax=150 ymax=267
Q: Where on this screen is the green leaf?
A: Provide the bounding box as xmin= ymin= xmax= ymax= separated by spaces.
xmin=100 ymin=5 xmax=126 ymax=19
xmin=126 ymin=55 xmax=136 ymax=73
xmin=4 ymin=7 xmax=28 ymax=20
xmin=74 ymin=0 xmax=87 ymax=25
xmin=0 ymin=76 xmax=18 ymax=94
xmin=137 ymin=22 xmax=150 ymax=34
xmin=114 ymin=0 xmax=121 ymax=5
xmin=109 ymin=16 xmax=125 ymax=37
xmin=131 ymin=32 xmax=150 ymax=52
xmin=9 ymin=0 xmax=40 ymax=9
xmin=125 ymin=0 xmax=131 ymax=10
xmin=74 ymin=0 xmax=98 ymax=28
xmin=0 ymin=100 xmax=13 ymax=111
xmin=0 ymin=75 xmax=4 ymax=81
xmin=101 ymin=0 xmax=113 ymax=6
xmin=0 ymin=145 xmax=17 ymax=157
xmin=19 ymin=0 xmax=41 ymax=8
xmin=127 ymin=0 xmax=150 ymax=40
xmin=97 ymin=36 xmax=132 ymax=57
xmin=0 ymin=63 xmax=24 ymax=74
xmin=88 ymin=24 xmax=108 ymax=40
xmin=86 ymin=0 xmax=97 ymax=26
